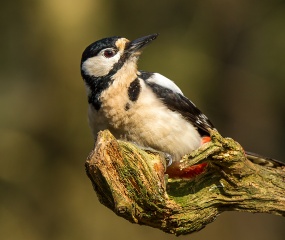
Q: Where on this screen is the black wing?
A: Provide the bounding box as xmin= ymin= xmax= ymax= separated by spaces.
xmin=140 ymin=71 xmax=215 ymax=136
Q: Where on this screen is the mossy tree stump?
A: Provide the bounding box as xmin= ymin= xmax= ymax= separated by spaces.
xmin=85 ymin=129 xmax=285 ymax=235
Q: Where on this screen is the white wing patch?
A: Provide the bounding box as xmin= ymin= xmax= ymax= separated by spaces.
xmin=146 ymin=73 xmax=183 ymax=95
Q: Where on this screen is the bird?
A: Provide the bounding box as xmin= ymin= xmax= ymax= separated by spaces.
xmin=80 ymin=33 xmax=284 ymax=178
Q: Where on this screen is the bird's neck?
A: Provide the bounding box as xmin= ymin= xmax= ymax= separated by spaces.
xmin=84 ymin=58 xmax=139 ymax=110
xmin=111 ymin=57 xmax=138 ymax=87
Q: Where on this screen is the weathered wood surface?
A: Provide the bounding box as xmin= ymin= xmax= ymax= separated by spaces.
xmin=85 ymin=130 xmax=285 ymax=235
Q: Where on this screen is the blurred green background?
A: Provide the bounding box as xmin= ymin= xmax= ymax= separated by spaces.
xmin=1 ymin=0 xmax=285 ymax=239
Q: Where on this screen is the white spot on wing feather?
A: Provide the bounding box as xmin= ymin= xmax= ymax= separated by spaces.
xmin=146 ymin=73 xmax=183 ymax=95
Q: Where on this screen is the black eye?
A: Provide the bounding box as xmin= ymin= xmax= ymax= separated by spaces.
xmin=103 ymin=49 xmax=116 ymax=58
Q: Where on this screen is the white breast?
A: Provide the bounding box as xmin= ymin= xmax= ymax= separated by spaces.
xmin=88 ymin=77 xmax=202 ymax=162
xmin=123 ymin=82 xmax=202 ymax=161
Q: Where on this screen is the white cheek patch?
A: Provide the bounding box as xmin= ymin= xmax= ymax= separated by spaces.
xmin=147 ymin=73 xmax=183 ymax=95
xmin=81 ymin=53 xmax=121 ymax=77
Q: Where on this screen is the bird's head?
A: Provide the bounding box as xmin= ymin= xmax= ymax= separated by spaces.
xmin=81 ymin=33 xmax=158 ymax=79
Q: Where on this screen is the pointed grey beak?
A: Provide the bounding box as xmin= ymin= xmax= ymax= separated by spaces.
xmin=127 ymin=33 xmax=159 ymax=53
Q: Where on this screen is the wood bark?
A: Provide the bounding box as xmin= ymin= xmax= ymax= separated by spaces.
xmin=85 ymin=129 xmax=285 ymax=235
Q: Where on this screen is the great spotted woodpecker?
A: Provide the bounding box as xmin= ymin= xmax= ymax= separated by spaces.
xmin=81 ymin=33 xmax=284 ymax=178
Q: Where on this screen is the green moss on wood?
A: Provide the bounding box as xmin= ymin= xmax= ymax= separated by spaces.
xmin=85 ymin=129 xmax=285 ymax=235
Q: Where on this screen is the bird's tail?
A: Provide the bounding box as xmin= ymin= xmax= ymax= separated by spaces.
xmin=245 ymin=151 xmax=285 ymax=168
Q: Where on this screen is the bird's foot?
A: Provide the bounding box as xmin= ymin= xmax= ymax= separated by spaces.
xmin=138 ymin=146 xmax=172 ymax=168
